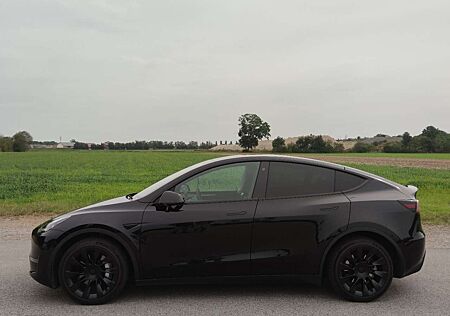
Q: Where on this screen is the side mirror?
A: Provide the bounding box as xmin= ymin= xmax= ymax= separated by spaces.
xmin=156 ymin=191 xmax=185 ymax=212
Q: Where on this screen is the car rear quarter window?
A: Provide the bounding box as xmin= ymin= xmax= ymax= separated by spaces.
xmin=266 ymin=162 xmax=334 ymax=198
xmin=335 ymin=171 xmax=366 ymax=192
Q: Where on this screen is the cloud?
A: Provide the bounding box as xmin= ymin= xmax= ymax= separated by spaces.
xmin=1 ymin=0 xmax=449 ymax=142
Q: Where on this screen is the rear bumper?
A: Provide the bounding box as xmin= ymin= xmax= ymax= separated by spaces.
xmin=397 ymin=230 xmax=426 ymax=278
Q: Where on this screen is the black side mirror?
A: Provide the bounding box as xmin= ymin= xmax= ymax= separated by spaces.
xmin=155 ymin=191 xmax=185 ymax=212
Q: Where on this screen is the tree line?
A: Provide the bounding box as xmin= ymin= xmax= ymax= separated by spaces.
xmin=271 ymin=126 xmax=450 ymax=153
xmin=2 ymin=115 xmax=449 ymax=153
xmin=73 ymin=140 xmax=216 ymax=150
xmin=0 ymin=131 xmax=33 ymax=152
xmin=272 ymin=135 xmax=345 ymax=153
xmin=354 ymin=126 xmax=450 ymax=153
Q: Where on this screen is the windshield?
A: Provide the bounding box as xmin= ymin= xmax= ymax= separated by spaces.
xmin=132 ymin=157 xmax=230 ymax=200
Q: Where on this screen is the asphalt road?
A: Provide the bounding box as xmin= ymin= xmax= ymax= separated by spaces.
xmin=0 ymin=239 xmax=449 ymax=316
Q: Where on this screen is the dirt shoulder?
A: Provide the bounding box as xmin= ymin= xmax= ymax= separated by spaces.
xmin=304 ymin=155 xmax=450 ymax=169
xmin=1 ymin=215 xmax=448 ymax=248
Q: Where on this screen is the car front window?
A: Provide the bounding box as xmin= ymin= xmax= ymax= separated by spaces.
xmin=174 ymin=162 xmax=260 ymax=203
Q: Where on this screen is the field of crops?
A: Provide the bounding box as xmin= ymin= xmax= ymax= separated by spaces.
xmin=0 ymin=150 xmax=449 ymax=223
xmin=299 ymin=153 xmax=450 ymax=160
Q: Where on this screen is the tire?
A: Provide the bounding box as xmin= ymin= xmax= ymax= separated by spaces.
xmin=58 ymin=238 xmax=128 ymax=305
xmin=327 ymin=237 xmax=393 ymax=302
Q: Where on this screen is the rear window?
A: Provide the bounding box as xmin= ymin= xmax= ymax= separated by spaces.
xmin=266 ymin=162 xmax=334 ymax=198
xmin=335 ymin=171 xmax=366 ymax=191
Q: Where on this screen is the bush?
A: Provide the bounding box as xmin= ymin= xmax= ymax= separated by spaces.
xmin=383 ymin=142 xmax=403 ymax=153
xmin=0 ymin=137 xmax=14 ymax=152
xmin=272 ymin=137 xmax=287 ymax=152
xmin=332 ymin=143 xmax=345 ymax=153
xmin=289 ymin=135 xmax=335 ymax=153
xmin=352 ymin=142 xmax=373 ymax=153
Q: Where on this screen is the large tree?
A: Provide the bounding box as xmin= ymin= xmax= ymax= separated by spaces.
xmin=12 ymin=131 xmax=33 ymax=152
xmin=238 ymin=114 xmax=271 ymax=151
xmin=421 ymin=126 xmax=442 ymax=139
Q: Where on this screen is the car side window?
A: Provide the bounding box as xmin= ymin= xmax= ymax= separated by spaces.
xmin=266 ymin=162 xmax=334 ymax=198
xmin=335 ymin=171 xmax=366 ymax=191
xmin=174 ymin=162 xmax=260 ymax=203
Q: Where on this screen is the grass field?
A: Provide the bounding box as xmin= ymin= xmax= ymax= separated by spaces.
xmin=297 ymin=153 xmax=450 ymax=160
xmin=0 ymin=150 xmax=449 ymax=224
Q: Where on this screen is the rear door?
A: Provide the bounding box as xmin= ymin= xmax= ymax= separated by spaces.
xmin=251 ymin=162 xmax=351 ymax=276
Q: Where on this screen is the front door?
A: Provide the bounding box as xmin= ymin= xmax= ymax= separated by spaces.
xmin=140 ymin=161 xmax=261 ymax=279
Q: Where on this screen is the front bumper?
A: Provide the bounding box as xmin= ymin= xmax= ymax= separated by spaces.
xmin=29 ymin=227 xmax=62 ymax=288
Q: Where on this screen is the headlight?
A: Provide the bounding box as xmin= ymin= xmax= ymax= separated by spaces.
xmin=38 ymin=214 xmax=72 ymax=233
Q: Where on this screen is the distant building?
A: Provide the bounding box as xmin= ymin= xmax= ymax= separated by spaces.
xmin=56 ymin=142 xmax=75 ymax=149
xmin=30 ymin=144 xmax=56 ymax=149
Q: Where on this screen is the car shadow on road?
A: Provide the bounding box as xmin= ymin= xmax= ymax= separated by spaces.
xmin=123 ymin=282 xmax=333 ymax=301
xmin=33 ymin=279 xmax=408 ymax=306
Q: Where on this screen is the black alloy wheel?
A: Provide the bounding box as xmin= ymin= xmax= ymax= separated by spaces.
xmin=328 ymin=237 xmax=393 ymax=302
xmin=59 ymin=238 xmax=128 ymax=305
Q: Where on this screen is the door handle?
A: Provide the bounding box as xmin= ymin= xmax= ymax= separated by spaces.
xmin=226 ymin=210 xmax=247 ymax=216
xmin=320 ymin=206 xmax=339 ymax=212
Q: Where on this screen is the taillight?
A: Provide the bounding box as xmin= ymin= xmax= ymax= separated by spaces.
xmin=399 ymin=199 xmax=419 ymax=213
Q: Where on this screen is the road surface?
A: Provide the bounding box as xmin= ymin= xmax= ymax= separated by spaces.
xmin=0 ymin=218 xmax=449 ymax=315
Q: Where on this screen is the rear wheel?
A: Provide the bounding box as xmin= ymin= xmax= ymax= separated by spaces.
xmin=327 ymin=237 xmax=393 ymax=302
xmin=58 ymin=238 xmax=128 ymax=305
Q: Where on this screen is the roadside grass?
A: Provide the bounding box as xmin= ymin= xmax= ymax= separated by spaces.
xmin=343 ymin=164 xmax=450 ymax=224
xmin=294 ymin=152 xmax=450 ymax=160
xmin=0 ymin=151 xmax=223 ymax=216
xmin=0 ymin=151 xmax=448 ymax=224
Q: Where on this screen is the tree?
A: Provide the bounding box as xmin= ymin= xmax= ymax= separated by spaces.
xmin=401 ymin=132 xmax=412 ymax=148
xmin=238 ymin=114 xmax=271 ymax=151
xmin=421 ymin=126 xmax=442 ymax=139
xmin=352 ymin=142 xmax=372 ymax=153
xmin=294 ymin=135 xmax=314 ymax=152
xmin=12 ymin=131 xmax=33 ymax=152
xmin=187 ymin=141 xmax=199 ymax=150
xmin=409 ymin=135 xmax=431 ymax=152
xmin=310 ymin=135 xmax=333 ymax=153
xmin=272 ymin=137 xmax=286 ymax=152
xmin=383 ymin=142 xmax=403 ymax=153
xmin=435 ymin=133 xmax=450 ymax=153
xmin=292 ymin=135 xmax=334 ymax=153
xmin=333 ymin=143 xmax=345 ymax=153
xmin=0 ymin=136 xmax=14 ymax=152
xmin=74 ymin=142 xmax=89 ymax=149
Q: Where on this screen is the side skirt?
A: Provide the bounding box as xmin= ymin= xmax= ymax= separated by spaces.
xmin=135 ymin=274 xmax=321 ymax=286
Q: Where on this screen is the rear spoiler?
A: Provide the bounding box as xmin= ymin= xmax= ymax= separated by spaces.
xmin=405 ymin=185 xmax=418 ymax=198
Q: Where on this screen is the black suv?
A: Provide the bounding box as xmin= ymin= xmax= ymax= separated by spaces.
xmin=30 ymin=155 xmax=425 ymax=304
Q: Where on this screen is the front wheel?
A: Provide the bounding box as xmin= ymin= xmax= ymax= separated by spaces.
xmin=58 ymin=238 xmax=128 ymax=305
xmin=327 ymin=237 xmax=393 ymax=302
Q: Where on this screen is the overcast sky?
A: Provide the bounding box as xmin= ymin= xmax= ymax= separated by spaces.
xmin=1 ymin=0 xmax=449 ymax=143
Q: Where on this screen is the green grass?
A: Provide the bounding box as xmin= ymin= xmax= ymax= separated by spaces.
xmin=296 ymin=152 xmax=450 ymax=160
xmin=343 ymin=164 xmax=450 ymax=224
xmin=0 ymin=151 xmax=224 ymax=216
xmin=0 ymin=151 xmax=449 ymax=224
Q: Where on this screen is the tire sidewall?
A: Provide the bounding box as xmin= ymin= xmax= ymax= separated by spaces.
xmin=328 ymin=238 xmax=393 ymax=302
xmin=58 ymin=238 xmax=128 ymax=305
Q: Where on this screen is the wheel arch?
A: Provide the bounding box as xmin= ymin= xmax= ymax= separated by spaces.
xmin=50 ymin=226 xmax=141 ymax=287
xmin=320 ymin=225 xmax=406 ymax=280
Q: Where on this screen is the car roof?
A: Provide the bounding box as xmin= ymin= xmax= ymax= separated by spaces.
xmin=208 ymin=154 xmax=348 ymax=171
xmin=231 ymin=154 xmax=407 ymax=189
